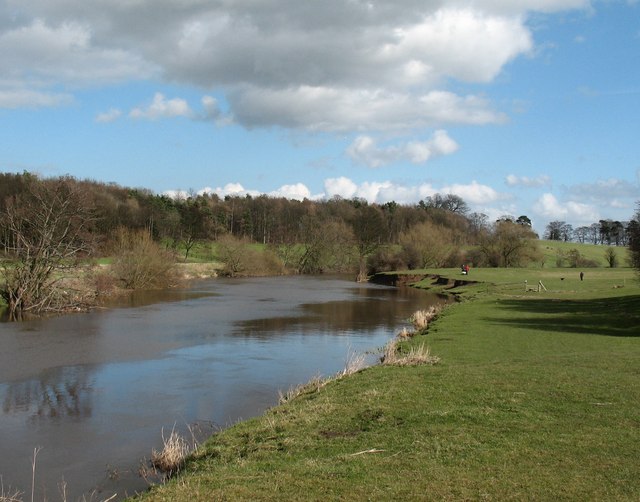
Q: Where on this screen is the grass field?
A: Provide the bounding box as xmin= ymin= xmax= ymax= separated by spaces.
xmin=133 ymin=264 xmax=639 ymax=501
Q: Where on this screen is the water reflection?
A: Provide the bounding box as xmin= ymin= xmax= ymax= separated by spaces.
xmin=3 ymin=366 xmax=94 ymax=421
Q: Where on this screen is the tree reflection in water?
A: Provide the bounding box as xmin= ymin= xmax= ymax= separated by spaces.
xmin=2 ymin=366 xmax=94 ymax=421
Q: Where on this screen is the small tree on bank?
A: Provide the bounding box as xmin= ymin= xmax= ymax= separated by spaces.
xmin=0 ymin=176 xmax=94 ymax=320
xmin=479 ymin=220 xmax=540 ymax=267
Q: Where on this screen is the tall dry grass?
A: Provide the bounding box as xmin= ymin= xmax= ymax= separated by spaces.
xmin=382 ymin=340 xmax=440 ymax=366
xmin=150 ymin=427 xmax=195 ymax=476
xmin=409 ymin=305 xmax=442 ymax=331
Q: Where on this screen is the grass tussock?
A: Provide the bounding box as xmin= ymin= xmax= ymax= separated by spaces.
xmin=408 ymin=304 xmax=442 ymax=331
xmin=150 ymin=427 xmax=195 ymax=477
xmin=382 ymin=339 xmax=440 ymax=367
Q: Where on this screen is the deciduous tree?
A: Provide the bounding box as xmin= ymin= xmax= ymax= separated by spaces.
xmin=1 ymin=176 xmax=95 ymax=319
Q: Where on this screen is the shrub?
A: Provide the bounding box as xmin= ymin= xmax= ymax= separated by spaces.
xmin=216 ymin=235 xmax=285 ymax=277
xmin=110 ymin=228 xmax=179 ymax=289
xmin=367 ymin=247 xmax=406 ymax=274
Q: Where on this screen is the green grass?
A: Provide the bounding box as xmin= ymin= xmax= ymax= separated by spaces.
xmin=538 ymin=239 xmax=622 ymax=268
xmin=134 ymin=266 xmax=640 ymax=501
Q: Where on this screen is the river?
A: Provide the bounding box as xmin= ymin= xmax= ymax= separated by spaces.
xmin=0 ymin=275 xmax=445 ymax=501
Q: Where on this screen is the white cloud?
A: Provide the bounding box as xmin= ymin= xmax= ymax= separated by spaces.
xmin=324 ymin=177 xmax=359 ymax=199
xmin=268 ymin=183 xmax=313 ymax=201
xmin=202 ymin=183 xmax=261 ymax=199
xmin=380 ymin=8 xmax=533 ymax=83
xmin=442 ymin=180 xmax=504 ymax=204
xmin=505 ymin=174 xmax=552 ymax=187
xmin=231 ymin=86 xmax=506 ymax=131
xmin=347 ymin=130 xmax=459 ymax=168
xmin=162 ymin=175 xmax=523 ymax=219
xmin=533 ymin=192 xmax=600 ymax=224
xmin=95 ymin=108 xmax=122 ymax=123
xmin=1 ymin=0 xmax=591 ymax=129
xmin=129 ymin=92 xmax=193 ymax=120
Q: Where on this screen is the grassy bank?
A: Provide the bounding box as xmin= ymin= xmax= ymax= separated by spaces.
xmin=130 ymin=267 xmax=637 ymax=500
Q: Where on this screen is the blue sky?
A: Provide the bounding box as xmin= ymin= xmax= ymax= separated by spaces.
xmin=1 ymin=0 xmax=639 ymax=235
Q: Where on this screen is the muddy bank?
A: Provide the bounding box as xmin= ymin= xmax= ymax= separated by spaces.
xmin=369 ymin=272 xmax=477 ymax=290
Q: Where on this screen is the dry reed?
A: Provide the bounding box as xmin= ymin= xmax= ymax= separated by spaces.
xmin=382 ymin=341 xmax=440 ymax=367
xmin=150 ymin=426 xmax=194 ymax=475
xmin=409 ymin=305 xmax=442 ymax=331
xmin=338 ymin=349 xmax=367 ymax=378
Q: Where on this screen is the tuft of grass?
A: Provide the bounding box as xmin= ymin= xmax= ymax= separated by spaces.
xmin=408 ymin=304 xmax=442 ymax=331
xmin=382 ymin=340 xmax=440 ymax=366
xmin=150 ymin=427 xmax=195 ymax=476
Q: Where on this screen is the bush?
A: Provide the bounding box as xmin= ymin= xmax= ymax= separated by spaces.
xmin=110 ymin=228 xmax=179 ymax=289
xmin=367 ymin=247 xmax=407 ymax=274
xmin=216 ymin=235 xmax=285 ymax=277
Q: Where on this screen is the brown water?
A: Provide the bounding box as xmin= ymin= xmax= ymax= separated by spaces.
xmin=0 ymin=276 xmax=446 ymax=501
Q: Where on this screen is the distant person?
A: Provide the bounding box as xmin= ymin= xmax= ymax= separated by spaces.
xmin=580 ymin=271 xmax=584 ymax=281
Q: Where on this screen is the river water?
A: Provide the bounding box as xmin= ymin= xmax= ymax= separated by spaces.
xmin=0 ymin=276 xmax=444 ymax=501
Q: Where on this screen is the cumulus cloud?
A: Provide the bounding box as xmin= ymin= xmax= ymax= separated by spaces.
xmin=347 ymin=130 xmax=459 ymax=168
xmin=442 ymin=181 xmax=505 ymax=204
xmin=163 ymin=175 xmax=518 ymax=216
xmin=268 ymin=183 xmax=314 ymax=201
xmin=533 ymin=192 xmax=600 ymax=224
xmin=130 ymin=92 xmax=193 ymax=120
xmin=505 ymin=174 xmax=552 ymax=187
xmin=230 ymin=87 xmax=506 ymax=131
xmin=322 ymin=177 xmax=505 ymax=206
xmin=95 ymin=108 xmax=122 ymax=123
xmin=2 ymin=0 xmax=590 ymax=130
xmin=324 ymin=177 xmax=359 ymax=200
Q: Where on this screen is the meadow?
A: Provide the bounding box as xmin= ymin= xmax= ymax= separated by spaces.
xmin=134 ymin=260 xmax=640 ymax=501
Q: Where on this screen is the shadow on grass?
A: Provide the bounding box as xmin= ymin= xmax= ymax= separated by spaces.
xmin=487 ymin=294 xmax=640 ymax=338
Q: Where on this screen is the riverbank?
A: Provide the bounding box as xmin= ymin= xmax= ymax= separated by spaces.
xmin=135 ymin=267 xmax=639 ymax=500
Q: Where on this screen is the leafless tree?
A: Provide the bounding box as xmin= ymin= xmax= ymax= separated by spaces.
xmin=1 ymin=176 xmax=95 ymax=320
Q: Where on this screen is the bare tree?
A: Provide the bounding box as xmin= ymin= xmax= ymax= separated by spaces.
xmin=480 ymin=220 xmax=540 ymax=267
xmin=399 ymin=221 xmax=458 ymax=268
xmin=1 ymin=176 xmax=95 ymax=320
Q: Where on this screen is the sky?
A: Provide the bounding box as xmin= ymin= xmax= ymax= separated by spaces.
xmin=1 ymin=0 xmax=639 ymax=236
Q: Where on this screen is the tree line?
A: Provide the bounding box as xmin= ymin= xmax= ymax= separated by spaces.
xmin=2 ymin=171 xmax=638 ymax=319
xmin=544 ymin=219 xmax=637 ymax=246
